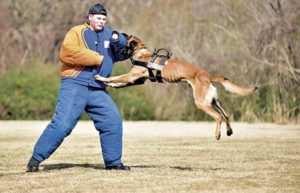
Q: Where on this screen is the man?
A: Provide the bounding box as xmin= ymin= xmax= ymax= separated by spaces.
xmin=27 ymin=3 xmax=130 ymax=171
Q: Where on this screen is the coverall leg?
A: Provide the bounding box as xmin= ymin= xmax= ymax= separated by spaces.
xmin=85 ymin=87 xmax=123 ymax=167
xmin=32 ymin=81 xmax=123 ymax=167
xmin=32 ymin=81 xmax=88 ymax=162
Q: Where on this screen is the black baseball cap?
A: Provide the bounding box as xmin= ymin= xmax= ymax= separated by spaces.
xmin=88 ymin=3 xmax=107 ymax=16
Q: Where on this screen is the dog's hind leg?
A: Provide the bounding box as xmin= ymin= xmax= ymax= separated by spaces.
xmin=187 ymin=79 xmax=223 ymax=140
xmin=212 ymin=99 xmax=233 ymax=136
xmin=196 ymin=102 xmax=223 ymax=140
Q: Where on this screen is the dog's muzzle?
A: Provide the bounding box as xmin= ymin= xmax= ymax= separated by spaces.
xmin=118 ymin=46 xmax=134 ymax=58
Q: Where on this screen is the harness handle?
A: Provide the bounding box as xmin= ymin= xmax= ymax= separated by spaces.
xmin=153 ymin=48 xmax=172 ymax=58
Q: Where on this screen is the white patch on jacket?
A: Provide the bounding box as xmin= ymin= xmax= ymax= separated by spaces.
xmin=104 ymin=41 xmax=110 ymax=48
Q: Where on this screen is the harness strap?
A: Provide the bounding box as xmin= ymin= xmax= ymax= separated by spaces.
xmin=132 ymin=60 xmax=147 ymax=68
xmin=148 ymin=48 xmax=171 ymax=83
xmin=148 ymin=52 xmax=159 ymax=82
xmin=131 ymin=60 xmax=158 ymax=82
xmin=148 ymin=68 xmax=157 ymax=82
xmin=131 ymin=48 xmax=172 ymax=83
xmin=155 ymin=56 xmax=168 ymax=83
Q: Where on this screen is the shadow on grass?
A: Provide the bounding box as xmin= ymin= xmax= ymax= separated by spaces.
xmin=131 ymin=165 xmax=159 ymax=169
xmin=170 ymin=166 xmax=194 ymax=171
xmin=42 ymin=163 xmax=105 ymax=171
xmin=132 ymin=165 xmax=224 ymax=171
xmin=43 ymin=163 xmax=161 ymax=171
xmin=42 ymin=163 xmax=224 ymax=171
xmin=171 ymin=166 xmax=224 ymax=171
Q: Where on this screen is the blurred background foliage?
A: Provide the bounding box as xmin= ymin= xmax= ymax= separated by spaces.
xmin=0 ymin=0 xmax=299 ymax=123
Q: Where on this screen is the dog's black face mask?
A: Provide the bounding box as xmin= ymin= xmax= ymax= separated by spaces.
xmin=119 ymin=34 xmax=138 ymax=58
xmin=128 ymin=40 xmax=137 ymax=53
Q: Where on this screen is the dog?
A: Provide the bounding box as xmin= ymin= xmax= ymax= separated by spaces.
xmin=95 ymin=34 xmax=257 ymax=140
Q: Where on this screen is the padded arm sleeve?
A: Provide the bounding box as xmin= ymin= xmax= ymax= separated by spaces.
xmin=59 ymin=30 xmax=103 ymax=66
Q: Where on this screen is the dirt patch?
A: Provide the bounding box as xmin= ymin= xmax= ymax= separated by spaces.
xmin=0 ymin=121 xmax=299 ymax=139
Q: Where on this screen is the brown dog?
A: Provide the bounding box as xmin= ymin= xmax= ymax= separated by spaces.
xmin=95 ymin=35 xmax=257 ymax=140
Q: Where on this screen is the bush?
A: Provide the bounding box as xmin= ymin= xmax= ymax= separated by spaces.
xmin=0 ymin=61 xmax=156 ymax=120
xmin=0 ymin=60 xmax=60 ymax=119
xmin=0 ymin=60 xmax=299 ymax=122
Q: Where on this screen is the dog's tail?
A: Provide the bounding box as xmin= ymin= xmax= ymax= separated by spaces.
xmin=210 ymin=76 xmax=257 ymax=96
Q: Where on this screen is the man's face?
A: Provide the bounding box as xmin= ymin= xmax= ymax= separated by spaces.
xmin=89 ymin=14 xmax=106 ymax=31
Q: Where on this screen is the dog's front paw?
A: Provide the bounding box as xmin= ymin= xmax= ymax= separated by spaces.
xmin=106 ymin=82 xmax=127 ymax=88
xmin=95 ymin=74 xmax=109 ymax=82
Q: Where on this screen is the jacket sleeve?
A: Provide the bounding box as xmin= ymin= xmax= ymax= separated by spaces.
xmin=59 ymin=29 xmax=103 ymax=66
xmin=110 ymin=31 xmax=127 ymax=51
xmin=110 ymin=32 xmax=130 ymax=62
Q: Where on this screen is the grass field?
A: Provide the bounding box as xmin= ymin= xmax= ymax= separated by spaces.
xmin=0 ymin=121 xmax=299 ymax=193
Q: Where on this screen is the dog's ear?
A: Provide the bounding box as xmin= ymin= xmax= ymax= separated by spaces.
xmin=121 ymin=33 xmax=130 ymax=40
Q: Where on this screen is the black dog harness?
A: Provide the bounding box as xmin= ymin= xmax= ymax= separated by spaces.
xmin=132 ymin=48 xmax=172 ymax=83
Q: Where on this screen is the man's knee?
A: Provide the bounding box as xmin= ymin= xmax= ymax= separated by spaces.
xmin=49 ymin=116 xmax=77 ymax=137
xmin=96 ymin=124 xmax=122 ymax=134
xmin=95 ymin=115 xmax=123 ymax=134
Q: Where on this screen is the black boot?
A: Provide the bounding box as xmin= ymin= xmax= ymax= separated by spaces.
xmin=105 ymin=163 xmax=130 ymax=171
xmin=27 ymin=157 xmax=40 ymax=172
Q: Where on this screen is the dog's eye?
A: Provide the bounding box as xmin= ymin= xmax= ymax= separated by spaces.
xmin=130 ymin=41 xmax=137 ymax=49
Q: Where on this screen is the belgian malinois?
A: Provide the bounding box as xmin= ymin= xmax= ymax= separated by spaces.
xmin=95 ymin=35 xmax=257 ymax=140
